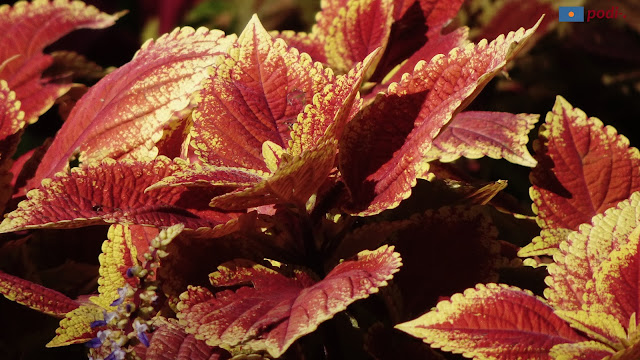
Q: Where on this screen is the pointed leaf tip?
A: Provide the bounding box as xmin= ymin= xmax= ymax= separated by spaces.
xmin=178 ymin=245 xmax=401 ymax=357
xmin=521 ymin=96 xmax=640 ymax=257
xmin=397 ymin=283 xmax=585 ymax=359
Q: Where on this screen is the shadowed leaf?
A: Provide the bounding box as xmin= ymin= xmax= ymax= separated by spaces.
xmin=0 ymin=0 xmax=122 ymax=124
xmin=0 ymin=270 xmax=79 ymax=317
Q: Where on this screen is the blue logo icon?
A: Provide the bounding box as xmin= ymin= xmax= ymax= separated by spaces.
xmin=559 ymin=6 xmax=585 ymax=22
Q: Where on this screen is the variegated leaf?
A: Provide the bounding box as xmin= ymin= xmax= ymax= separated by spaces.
xmin=520 ymin=96 xmax=640 ymax=257
xmin=30 ymin=26 xmax=236 ymax=189
xmin=545 ymin=191 xmax=640 ymax=348
xmin=178 ymin=245 xmax=401 ymax=357
xmin=1 ymin=157 xmax=240 ymax=233
xmin=426 ymin=111 xmax=538 ymax=167
xmin=396 ymin=283 xmax=586 ymax=360
xmin=340 ymin=20 xmax=541 ymax=215
xmin=0 ymin=269 xmax=78 ymax=317
xmin=191 ymin=15 xmax=333 ymax=171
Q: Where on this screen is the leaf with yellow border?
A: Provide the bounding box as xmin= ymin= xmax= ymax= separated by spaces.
xmin=426 ymin=111 xmax=538 ymax=167
xmin=141 ymin=317 xmax=230 ymax=360
xmin=0 ymin=269 xmax=79 ymax=317
xmin=319 ymin=0 xmax=392 ymax=76
xmin=190 ymin=15 xmax=333 ymax=172
xmin=48 ymin=224 xmax=184 ymax=348
xmin=0 ymin=157 xmax=241 ymax=233
xmin=178 ymin=245 xmax=401 ymax=357
xmin=544 ymin=191 xmax=640 ymax=355
xmin=30 ymin=26 xmax=236 ymax=190
xmin=154 ymin=41 xmax=375 ymax=210
xmin=396 ymin=283 xmax=587 ymax=359
xmin=399 ymin=191 xmax=640 ymax=359
xmin=519 ymin=96 xmax=640 ymax=258
xmin=339 ymin=20 xmax=541 ymax=215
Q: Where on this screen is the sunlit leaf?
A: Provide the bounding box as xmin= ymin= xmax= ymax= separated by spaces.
xmin=545 ymin=192 xmax=640 ymax=338
xmin=319 ymin=0 xmax=392 ymax=76
xmin=209 ymin=140 xmax=338 ymax=210
xmin=549 ymin=341 xmax=615 ymax=360
xmin=178 ymin=245 xmax=401 ymax=357
xmin=191 ymin=15 xmax=332 ymax=171
xmin=340 ymin=20 xmax=541 ymax=215
xmin=520 ymin=96 xmax=640 ymax=257
xmin=396 ymin=283 xmax=586 ymax=359
xmin=1 ymin=157 xmax=240 ymax=233
xmin=288 ymin=51 xmax=376 ymax=155
xmin=426 ymin=111 xmax=538 ymax=167
xmin=0 ymin=0 xmax=122 ymax=123
xmin=46 ymin=305 xmax=103 ymax=347
xmin=30 ymin=26 xmax=236 ymax=189
xmin=92 ymin=224 xmax=142 ymax=309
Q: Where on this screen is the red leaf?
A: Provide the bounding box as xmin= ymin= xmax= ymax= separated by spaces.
xmin=318 ymin=0 xmax=392 ymax=76
xmin=178 ymin=245 xmax=401 ymax=357
xmin=426 ymin=111 xmax=539 ymax=167
xmin=0 ymin=0 xmax=121 ymax=124
xmin=191 ymin=15 xmax=333 ymax=171
xmin=30 ymin=26 xmax=236 ymax=190
xmin=0 ymin=157 xmax=240 ymax=233
xmin=0 ymin=270 xmax=79 ymax=317
xmin=372 ymin=0 xmax=466 ymax=82
xmin=339 ymin=21 xmax=540 ymax=215
xmin=520 ymin=96 xmax=640 ymax=257
xmin=396 ymin=283 xmax=586 ymax=359
xmin=141 ymin=317 xmax=229 ymax=360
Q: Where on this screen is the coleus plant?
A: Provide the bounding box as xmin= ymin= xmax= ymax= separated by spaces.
xmin=1 ymin=0 xmax=634 ymax=359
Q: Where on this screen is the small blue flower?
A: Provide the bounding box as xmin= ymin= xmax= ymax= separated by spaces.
xmin=138 ymin=331 xmax=150 ymax=347
xmin=104 ymin=344 xmax=125 ymax=360
xmin=85 ymin=337 xmax=102 ymax=348
xmin=110 ymin=287 xmax=128 ymax=306
xmin=133 ymin=319 xmax=150 ymax=347
xmin=90 ymin=320 xmax=107 ymax=329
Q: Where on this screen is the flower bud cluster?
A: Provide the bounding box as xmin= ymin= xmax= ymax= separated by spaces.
xmin=88 ymin=228 xmax=175 ymax=360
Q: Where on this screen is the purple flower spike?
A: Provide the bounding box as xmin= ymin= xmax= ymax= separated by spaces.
xmin=126 ymin=267 xmax=135 ymax=278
